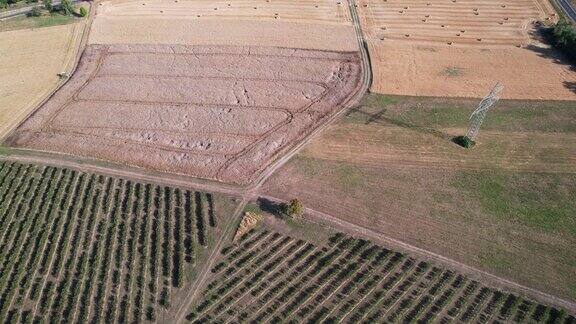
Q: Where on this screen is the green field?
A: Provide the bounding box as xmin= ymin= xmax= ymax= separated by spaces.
xmin=263 ymin=94 xmax=576 ymax=301
xmin=0 ymin=12 xmax=76 ymax=32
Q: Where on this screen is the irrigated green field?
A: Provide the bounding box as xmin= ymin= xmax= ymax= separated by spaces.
xmin=0 ymin=160 xmax=234 ymax=323
xmin=186 ymin=220 xmax=575 ymax=323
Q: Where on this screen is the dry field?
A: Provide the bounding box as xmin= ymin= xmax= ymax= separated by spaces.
xmin=5 ymin=44 xmax=362 ymax=185
xmin=89 ymin=0 xmax=357 ymax=51
xmin=262 ymin=94 xmax=576 ymax=301
xmin=357 ymin=0 xmax=576 ymax=100
xmin=97 ymin=0 xmax=351 ymax=24
xmin=0 ymin=23 xmax=84 ymax=140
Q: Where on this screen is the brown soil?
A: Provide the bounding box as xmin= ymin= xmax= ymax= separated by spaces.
xmin=5 ymin=44 xmax=362 ymax=185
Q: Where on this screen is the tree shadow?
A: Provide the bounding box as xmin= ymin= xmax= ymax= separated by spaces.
xmin=257 ymin=197 xmax=284 ymax=218
xmin=524 ymin=26 xmax=575 ymax=70
xmin=563 ymin=81 xmax=576 ymax=94
xmin=524 ymin=44 xmax=575 ymax=71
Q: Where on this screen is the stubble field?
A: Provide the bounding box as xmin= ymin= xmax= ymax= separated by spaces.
xmin=5 ymin=44 xmax=362 ymax=185
xmin=0 ymin=23 xmax=84 ymax=140
xmin=357 ymin=0 xmax=575 ymax=100
xmin=89 ymin=0 xmax=357 ymax=51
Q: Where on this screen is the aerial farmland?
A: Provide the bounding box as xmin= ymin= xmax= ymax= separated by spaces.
xmin=0 ymin=0 xmax=575 ymax=323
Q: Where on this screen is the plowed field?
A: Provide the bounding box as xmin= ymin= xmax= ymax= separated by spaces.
xmin=5 ymin=44 xmax=362 ymax=185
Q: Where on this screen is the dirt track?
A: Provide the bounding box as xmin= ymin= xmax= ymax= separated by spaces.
xmin=5 ymin=44 xmax=362 ymax=185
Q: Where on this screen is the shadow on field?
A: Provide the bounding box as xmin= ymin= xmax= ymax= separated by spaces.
xmin=523 ymin=44 xmax=575 ymax=71
xmin=564 ymin=81 xmax=576 ymax=94
xmin=257 ymin=197 xmax=284 ymax=218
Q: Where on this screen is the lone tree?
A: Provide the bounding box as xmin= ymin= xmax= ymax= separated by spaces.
xmin=283 ymin=199 xmax=304 ymax=218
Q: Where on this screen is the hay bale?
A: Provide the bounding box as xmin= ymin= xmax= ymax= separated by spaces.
xmin=233 ymin=212 xmax=263 ymax=242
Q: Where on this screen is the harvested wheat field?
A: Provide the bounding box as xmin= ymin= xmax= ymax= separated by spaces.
xmin=370 ymin=43 xmax=575 ymax=100
xmin=97 ymin=0 xmax=351 ymax=24
xmin=89 ymin=0 xmax=357 ymax=51
xmin=357 ymin=0 xmax=576 ymax=100
xmin=0 ymin=23 xmax=84 ymax=140
xmin=5 ymin=44 xmax=362 ymax=185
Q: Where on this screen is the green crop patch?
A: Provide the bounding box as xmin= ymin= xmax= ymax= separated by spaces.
xmin=0 ymin=12 xmax=77 ymax=32
xmin=454 ymin=170 xmax=576 ymax=236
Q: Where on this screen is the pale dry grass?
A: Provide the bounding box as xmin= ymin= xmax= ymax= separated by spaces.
xmin=0 ymin=23 xmax=84 ymax=139
xmin=89 ymin=17 xmax=357 ymax=51
xmin=89 ymin=0 xmax=357 ymax=51
xmin=97 ymin=0 xmax=351 ymax=25
xmin=302 ymin=124 xmax=576 ymax=173
xmin=369 ymin=42 xmax=575 ymax=100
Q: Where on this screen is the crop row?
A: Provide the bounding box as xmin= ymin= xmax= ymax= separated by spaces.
xmin=0 ymin=161 xmax=218 ymax=322
xmin=187 ymin=229 xmax=575 ymax=323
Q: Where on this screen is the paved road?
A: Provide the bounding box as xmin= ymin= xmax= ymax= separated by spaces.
xmin=553 ymin=0 xmax=576 ymax=21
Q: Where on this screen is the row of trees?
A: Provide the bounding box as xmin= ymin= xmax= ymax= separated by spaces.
xmin=23 ymin=0 xmax=87 ymax=17
xmin=0 ymin=162 xmax=218 ymax=322
xmin=550 ymin=19 xmax=576 ymax=62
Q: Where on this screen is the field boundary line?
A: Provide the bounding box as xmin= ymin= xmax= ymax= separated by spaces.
xmin=0 ymin=152 xmax=244 ymax=197
xmin=259 ymin=195 xmax=576 ymax=313
xmin=247 ymin=0 xmax=372 ymax=191
xmin=173 ymin=195 xmax=249 ymax=323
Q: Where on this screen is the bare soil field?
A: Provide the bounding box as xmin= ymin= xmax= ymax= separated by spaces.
xmin=0 ymin=23 xmax=84 ymax=140
xmin=262 ymin=94 xmax=576 ymax=301
xmin=5 ymin=44 xmax=362 ymax=185
xmin=89 ymin=0 xmax=357 ymax=52
xmin=357 ymin=0 xmax=576 ymax=100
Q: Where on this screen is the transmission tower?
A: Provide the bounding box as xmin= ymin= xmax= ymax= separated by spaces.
xmin=466 ymin=82 xmax=504 ymax=141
